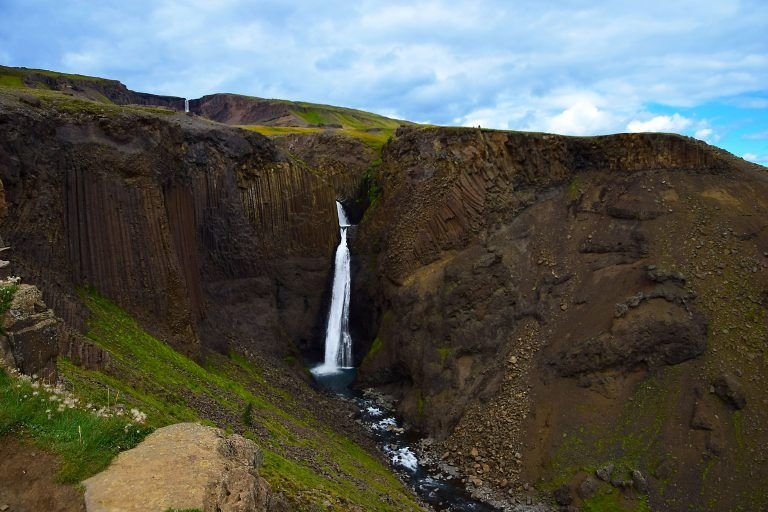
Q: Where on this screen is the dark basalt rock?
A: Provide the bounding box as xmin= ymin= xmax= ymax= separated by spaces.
xmin=713 ymin=374 xmax=747 ymax=410
xmin=552 ymin=301 xmax=707 ymax=380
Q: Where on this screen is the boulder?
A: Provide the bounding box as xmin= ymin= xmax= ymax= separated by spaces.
xmin=84 ymin=423 xmax=280 ymax=512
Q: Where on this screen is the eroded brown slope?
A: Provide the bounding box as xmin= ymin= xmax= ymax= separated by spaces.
xmin=355 ymin=126 xmax=768 ymax=510
xmin=0 ymin=89 xmax=338 ymax=362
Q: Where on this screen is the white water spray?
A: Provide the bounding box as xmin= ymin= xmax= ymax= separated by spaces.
xmin=184 ymin=99 xmax=189 ymax=113
xmin=313 ymin=202 xmax=353 ymax=374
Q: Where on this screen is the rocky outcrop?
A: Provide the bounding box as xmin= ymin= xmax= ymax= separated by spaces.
xmin=0 ymin=89 xmax=339 ymax=362
xmin=84 ymin=422 xmax=283 ymax=512
xmin=0 ymin=281 xmax=112 ymax=380
xmin=355 ymin=125 xmax=768 ymax=511
xmin=0 ymin=284 xmax=60 ymax=380
xmin=1 ymin=66 xmax=185 ymax=110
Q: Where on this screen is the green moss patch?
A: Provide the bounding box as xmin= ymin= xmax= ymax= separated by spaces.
xmin=361 ymin=337 xmax=384 ymax=369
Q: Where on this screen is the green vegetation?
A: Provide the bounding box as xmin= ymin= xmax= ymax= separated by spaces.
xmin=240 ymin=125 xmax=323 ymax=137
xmin=242 ymin=402 xmax=254 ymax=427
xmin=0 ymin=65 xmax=112 ymax=87
xmin=541 ymin=373 xmax=676 ymax=511
xmin=581 ymin=488 xmax=651 ymax=512
xmin=0 ymin=73 xmax=24 ymax=88
xmin=290 ymin=101 xmax=403 ymax=130
xmin=0 ymin=86 xmax=176 ymax=118
xmin=0 ymin=282 xmax=19 ymax=316
xmin=567 ymin=176 xmax=583 ymax=201
xmin=0 ymin=368 xmax=151 ymax=482
xmin=54 ymin=291 xmax=420 ymax=511
xmin=361 ymin=337 xmax=384 ymax=369
xmin=363 ymin=161 xmax=383 ymax=208
xmin=240 ymin=124 xmax=394 ymax=153
xmin=436 ymin=347 xmax=452 ymax=367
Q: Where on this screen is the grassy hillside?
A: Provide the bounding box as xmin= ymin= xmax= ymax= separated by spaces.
xmin=225 ymin=94 xmax=407 ymax=131
xmin=240 ymin=124 xmax=395 ymax=153
xmin=0 ymin=65 xmax=113 ymax=88
xmin=37 ymin=291 xmax=421 ymax=511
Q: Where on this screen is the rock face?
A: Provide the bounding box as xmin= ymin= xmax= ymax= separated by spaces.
xmin=0 ymin=281 xmax=108 ymax=379
xmin=0 ymin=89 xmax=339 ymax=362
xmin=355 ymin=126 xmax=768 ymax=511
xmin=272 ymin=130 xmax=376 ymax=218
xmin=84 ymin=423 xmax=281 ymax=512
xmin=0 ymin=284 xmax=60 ymax=379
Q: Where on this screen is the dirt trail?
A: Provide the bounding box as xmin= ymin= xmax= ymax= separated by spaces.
xmin=0 ymin=437 xmax=86 ymax=512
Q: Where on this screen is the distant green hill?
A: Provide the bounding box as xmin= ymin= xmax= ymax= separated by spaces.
xmin=189 ymin=93 xmax=409 ymax=130
xmin=0 ymin=65 xmax=185 ymax=109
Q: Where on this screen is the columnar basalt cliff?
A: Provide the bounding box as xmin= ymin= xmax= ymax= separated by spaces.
xmin=355 ymin=126 xmax=768 ymax=511
xmin=188 ymin=92 xmax=401 ymax=219
xmin=0 ymin=89 xmax=339 ymax=361
xmin=272 ymin=131 xmax=375 ymax=216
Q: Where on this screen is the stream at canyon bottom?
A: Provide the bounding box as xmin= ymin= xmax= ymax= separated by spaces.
xmin=314 ymin=370 xmax=499 ymax=512
xmin=311 ymin=202 xmax=497 ymax=511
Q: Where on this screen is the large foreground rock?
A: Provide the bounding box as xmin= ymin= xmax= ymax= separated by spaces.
xmin=84 ymin=423 xmax=280 ymax=512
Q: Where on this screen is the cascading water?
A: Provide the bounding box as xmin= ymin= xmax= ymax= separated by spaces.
xmin=313 ymin=201 xmax=353 ymax=375
xmin=184 ymin=98 xmax=189 ymax=113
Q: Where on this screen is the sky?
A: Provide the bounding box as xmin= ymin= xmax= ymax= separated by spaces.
xmin=1 ymin=0 xmax=767 ymax=165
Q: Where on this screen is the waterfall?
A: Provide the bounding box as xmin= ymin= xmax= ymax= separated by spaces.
xmin=184 ymin=99 xmax=189 ymax=113
xmin=313 ymin=202 xmax=353 ymax=375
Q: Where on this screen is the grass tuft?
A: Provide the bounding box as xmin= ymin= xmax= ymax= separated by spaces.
xmin=0 ymin=368 xmax=151 ymax=483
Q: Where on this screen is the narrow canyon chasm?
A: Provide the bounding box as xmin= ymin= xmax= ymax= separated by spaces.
xmin=1 ymin=68 xmax=767 ymax=512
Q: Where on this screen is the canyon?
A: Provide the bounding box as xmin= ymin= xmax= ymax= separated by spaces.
xmin=0 ymin=66 xmax=767 ymax=512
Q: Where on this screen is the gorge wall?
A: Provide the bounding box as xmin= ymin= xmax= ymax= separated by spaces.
xmin=0 ymin=88 xmax=339 ymax=363
xmin=354 ymin=126 xmax=768 ymax=511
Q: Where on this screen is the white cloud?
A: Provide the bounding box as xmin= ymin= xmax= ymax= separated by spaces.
xmin=627 ymin=114 xmax=692 ymax=133
xmin=542 ymin=101 xmax=617 ymax=136
xmin=61 ymin=51 xmax=103 ymax=72
xmin=1 ymin=0 xmax=767 ymax=157
xmin=743 ymin=153 xmax=768 ymax=165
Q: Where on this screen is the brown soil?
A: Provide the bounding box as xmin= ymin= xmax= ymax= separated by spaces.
xmin=0 ymin=437 xmax=86 ymax=512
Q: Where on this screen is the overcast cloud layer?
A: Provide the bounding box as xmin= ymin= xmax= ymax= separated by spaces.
xmin=1 ymin=0 xmax=766 ymax=164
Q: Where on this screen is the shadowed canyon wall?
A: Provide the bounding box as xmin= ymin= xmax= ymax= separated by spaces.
xmin=354 ymin=126 xmax=768 ymax=511
xmin=0 ymin=91 xmax=338 ymax=361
